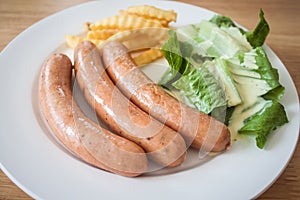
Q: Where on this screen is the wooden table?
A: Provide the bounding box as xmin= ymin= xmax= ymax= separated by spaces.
xmin=1 ymin=0 xmax=299 ymax=199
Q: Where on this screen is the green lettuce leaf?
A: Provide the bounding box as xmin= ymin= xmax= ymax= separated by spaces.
xmin=172 ymin=67 xmax=227 ymax=114
xmin=262 ymin=86 xmax=285 ymax=101
xmin=177 ymin=20 xmax=251 ymax=58
xmin=227 ymin=47 xmax=281 ymax=97
xmin=205 ymin=58 xmax=242 ymax=107
xmin=245 ymin=9 xmax=270 ymax=48
xmin=160 ymin=30 xmax=183 ymax=86
xmin=210 ymin=9 xmax=270 ymax=48
xmin=159 ymin=30 xmax=195 ymax=88
xmin=254 ymin=47 xmax=280 ymax=89
xmin=226 ymin=47 xmax=287 ymax=148
xmin=239 ymin=100 xmax=288 ymax=148
xmin=209 ymin=15 xmax=246 ymax=34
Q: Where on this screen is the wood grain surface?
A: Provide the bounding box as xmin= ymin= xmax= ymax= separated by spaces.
xmin=0 ymin=0 xmax=299 ymax=199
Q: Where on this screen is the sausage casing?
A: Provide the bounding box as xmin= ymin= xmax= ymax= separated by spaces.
xmin=74 ymin=41 xmax=187 ymax=168
xmin=39 ymin=53 xmax=148 ymax=177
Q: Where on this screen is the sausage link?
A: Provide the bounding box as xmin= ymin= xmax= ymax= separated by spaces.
xmin=102 ymin=41 xmax=231 ymax=152
xmin=74 ymin=41 xmax=187 ymax=168
xmin=39 ymin=53 xmax=147 ymax=177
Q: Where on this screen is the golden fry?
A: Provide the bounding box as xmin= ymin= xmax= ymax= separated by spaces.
xmin=65 ymin=34 xmax=104 ymax=49
xmin=132 ymin=48 xmax=164 ymax=66
xmin=84 ymin=22 xmax=92 ymax=31
xmin=65 ymin=5 xmax=177 ymax=65
xmin=125 ymin=5 xmax=177 ymax=22
xmin=123 ymin=27 xmax=169 ymax=50
xmin=87 ymin=29 xmax=118 ymax=40
xmin=89 ymin=39 xmax=105 ymax=46
xmin=119 ymin=10 xmax=169 ymax=27
xmin=65 ymin=34 xmax=85 ymax=49
xmin=97 ymin=28 xmax=169 ymax=51
xmin=89 ymin=14 xmax=163 ymax=31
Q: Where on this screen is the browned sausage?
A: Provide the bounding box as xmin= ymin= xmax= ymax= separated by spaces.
xmin=74 ymin=41 xmax=186 ymax=168
xmin=102 ymin=41 xmax=231 ymax=152
xmin=39 ymin=53 xmax=148 ymax=177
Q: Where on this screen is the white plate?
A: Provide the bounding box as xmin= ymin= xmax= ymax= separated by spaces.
xmin=0 ymin=1 xmax=299 ymax=199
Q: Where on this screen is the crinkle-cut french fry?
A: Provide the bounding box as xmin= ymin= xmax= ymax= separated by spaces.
xmin=97 ymin=28 xmax=169 ymax=50
xmin=132 ymin=48 xmax=164 ymax=66
xmin=84 ymin=22 xmax=92 ymax=31
xmin=119 ymin=10 xmax=169 ymax=27
xmin=89 ymin=14 xmax=163 ymax=31
xmin=66 ymin=5 xmax=177 ymax=67
xmin=123 ymin=33 xmax=157 ymax=51
xmin=123 ymin=28 xmax=169 ymax=50
xmin=143 ymin=27 xmax=170 ymax=45
xmin=97 ymin=30 xmax=132 ymax=49
xmin=90 ymin=39 xmax=105 ymax=47
xmin=125 ymin=5 xmax=177 ymax=22
xmin=87 ymin=29 xmax=118 ymax=40
xmin=65 ymin=34 xmax=85 ymax=49
xmin=65 ymin=34 xmax=104 ymax=49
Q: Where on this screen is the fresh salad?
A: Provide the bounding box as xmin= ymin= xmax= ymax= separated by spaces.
xmin=159 ymin=10 xmax=288 ymax=149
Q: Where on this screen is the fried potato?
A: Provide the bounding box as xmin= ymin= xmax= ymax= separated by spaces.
xmin=132 ymin=48 xmax=164 ymax=66
xmin=122 ymin=27 xmax=169 ymax=50
xmin=97 ymin=28 xmax=169 ymax=51
xmin=125 ymin=5 xmax=177 ymax=23
xmin=119 ymin=10 xmax=169 ymax=27
xmin=87 ymin=29 xmax=118 ymax=40
xmin=89 ymin=39 xmax=105 ymax=47
xmin=89 ymin=14 xmax=163 ymax=31
xmin=65 ymin=34 xmax=85 ymax=49
xmin=65 ymin=5 xmax=177 ymax=65
xmin=65 ymin=34 xmax=104 ymax=49
xmin=84 ymin=22 xmax=92 ymax=31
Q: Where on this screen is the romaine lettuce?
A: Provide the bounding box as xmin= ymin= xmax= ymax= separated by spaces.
xmin=225 ymin=47 xmax=288 ymax=148
xmin=210 ymin=9 xmax=270 ymax=48
xmin=205 ymin=58 xmax=242 ymax=107
xmin=177 ymin=20 xmax=251 ymax=58
xmin=227 ymin=47 xmax=282 ymax=98
xmin=159 ymin=30 xmax=183 ymax=87
xmin=245 ymin=9 xmax=270 ymax=48
xmin=159 ymin=10 xmax=287 ymax=149
xmin=172 ymin=67 xmax=227 ymax=114
xmin=238 ymin=100 xmax=288 ymax=148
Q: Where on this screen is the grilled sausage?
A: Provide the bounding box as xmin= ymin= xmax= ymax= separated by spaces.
xmin=102 ymin=41 xmax=231 ymax=152
xmin=74 ymin=41 xmax=186 ymax=168
xmin=39 ymin=53 xmax=147 ymax=177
